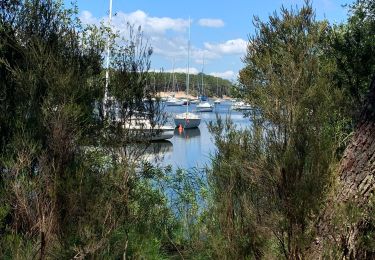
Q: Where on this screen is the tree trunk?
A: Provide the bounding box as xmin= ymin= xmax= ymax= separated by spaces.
xmin=309 ymin=75 xmax=375 ymax=259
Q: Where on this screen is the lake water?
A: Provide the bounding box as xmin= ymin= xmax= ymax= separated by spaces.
xmin=143 ymin=101 xmax=252 ymax=171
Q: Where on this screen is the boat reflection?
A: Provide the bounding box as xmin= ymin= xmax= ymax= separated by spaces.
xmin=122 ymin=140 xmax=173 ymax=164
xmin=174 ymin=127 xmax=201 ymax=139
xmin=143 ymin=140 xmax=173 ymax=163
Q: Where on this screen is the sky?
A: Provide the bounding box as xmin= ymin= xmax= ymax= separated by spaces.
xmin=65 ymin=0 xmax=352 ymax=81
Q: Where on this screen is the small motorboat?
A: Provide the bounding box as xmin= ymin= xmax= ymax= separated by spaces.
xmin=165 ymin=97 xmax=184 ymax=106
xmin=189 ymin=99 xmax=199 ymax=104
xmin=181 ymin=98 xmax=190 ymax=105
xmin=232 ymin=101 xmax=252 ymax=111
xmin=197 ymin=102 xmax=213 ymax=112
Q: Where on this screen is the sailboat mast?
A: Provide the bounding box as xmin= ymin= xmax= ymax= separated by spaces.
xmin=153 ymin=69 xmax=156 ymax=92
xmin=201 ymin=56 xmax=204 ymax=96
xmin=216 ymin=77 xmax=218 ymax=97
xmin=103 ymin=0 xmax=113 ymax=118
xmin=172 ymin=59 xmax=175 ymax=93
xmin=186 ymin=17 xmax=191 ymax=96
xmin=186 ymin=17 xmax=191 ymax=113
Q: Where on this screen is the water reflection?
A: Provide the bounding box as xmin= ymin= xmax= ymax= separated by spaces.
xmin=174 ymin=127 xmax=201 ymax=139
xmin=147 ymin=101 xmax=252 ymax=170
xmin=143 ymin=140 xmax=173 ymax=163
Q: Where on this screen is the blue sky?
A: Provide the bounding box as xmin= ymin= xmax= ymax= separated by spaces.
xmin=65 ymin=0 xmax=352 ymax=81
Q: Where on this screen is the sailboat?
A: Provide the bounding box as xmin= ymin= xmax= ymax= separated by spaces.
xmin=214 ymin=77 xmax=221 ymax=104
xmin=174 ymin=18 xmax=201 ymax=129
xmin=166 ymin=60 xmax=184 ymax=106
xmin=196 ymin=57 xmax=214 ymax=112
xmin=104 ymin=0 xmax=174 ymax=140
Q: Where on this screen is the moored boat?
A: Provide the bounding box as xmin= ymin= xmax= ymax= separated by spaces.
xmin=197 ymin=102 xmax=214 ymax=112
xmin=174 ymin=112 xmax=201 ymax=129
xmin=123 ymin=118 xmax=175 ymax=141
xmin=166 ymin=97 xmax=184 ymax=106
xmin=181 ymin=98 xmax=190 ymax=105
xmin=232 ymin=101 xmax=252 ymax=111
xmin=174 ymin=18 xmax=201 ymax=129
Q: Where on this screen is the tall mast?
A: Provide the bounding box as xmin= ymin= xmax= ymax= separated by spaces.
xmin=201 ymin=55 xmax=204 ymax=96
xmin=172 ymin=59 xmax=175 ymax=93
xmin=186 ymin=17 xmax=191 ymax=96
xmin=153 ymin=69 xmax=156 ymax=92
xmin=186 ymin=17 xmax=191 ymax=113
xmin=216 ymin=76 xmax=219 ymax=97
xmin=103 ymin=0 xmax=113 ymax=118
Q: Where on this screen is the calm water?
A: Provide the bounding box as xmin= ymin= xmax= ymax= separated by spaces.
xmin=143 ymin=101 xmax=251 ymax=171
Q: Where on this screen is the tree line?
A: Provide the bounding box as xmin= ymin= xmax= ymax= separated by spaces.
xmin=149 ymin=71 xmax=233 ymax=97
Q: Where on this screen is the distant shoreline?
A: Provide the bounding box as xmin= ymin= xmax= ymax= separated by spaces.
xmin=157 ymin=91 xmax=231 ymax=100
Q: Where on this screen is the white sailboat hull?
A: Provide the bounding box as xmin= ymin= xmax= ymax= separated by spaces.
xmin=128 ymin=128 xmax=174 ymax=141
xmin=232 ymin=101 xmax=252 ymax=111
xmin=166 ymin=98 xmax=184 ymax=106
xmin=150 ymin=129 xmax=174 ymax=140
xmin=197 ymin=107 xmax=213 ymax=112
xmin=174 ymin=118 xmax=201 ymax=129
xmin=197 ymin=102 xmax=214 ymax=112
xmin=123 ymin=119 xmax=174 ymax=141
xmin=174 ymin=112 xmax=201 ymax=129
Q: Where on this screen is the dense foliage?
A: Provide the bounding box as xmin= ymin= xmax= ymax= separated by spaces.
xmin=196 ymin=0 xmax=375 ymax=259
xmin=1 ymin=0 xmax=374 ymax=259
xmin=0 ymin=0 xmax=181 ymax=258
xmin=200 ymin=3 xmax=343 ymax=258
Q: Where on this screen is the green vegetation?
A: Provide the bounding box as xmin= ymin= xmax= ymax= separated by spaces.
xmin=198 ymin=0 xmax=375 ymax=258
xmin=150 ymin=71 xmax=234 ymax=97
xmin=1 ymin=0 xmax=374 ymax=259
xmin=0 ymin=1 xmax=179 ymax=258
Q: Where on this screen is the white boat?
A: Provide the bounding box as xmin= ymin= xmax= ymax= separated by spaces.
xmin=196 ymin=55 xmax=213 ymax=112
xmin=123 ymin=118 xmax=174 ymax=141
xmin=214 ymin=77 xmax=222 ymax=104
xmin=190 ymin=99 xmax=199 ymax=104
xmin=197 ymin=102 xmax=214 ymax=112
xmin=166 ymin=97 xmax=184 ymax=106
xmin=232 ymin=101 xmax=252 ymax=111
xmin=181 ymin=98 xmax=190 ymax=105
xmin=174 ymin=18 xmax=201 ymax=129
xmin=174 ymin=112 xmax=201 ymax=129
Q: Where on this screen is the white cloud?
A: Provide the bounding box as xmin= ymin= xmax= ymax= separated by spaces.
xmin=191 ymin=48 xmax=220 ymax=64
xmin=80 ymin=10 xmax=99 ymax=25
xmin=79 ymin=10 xmax=243 ymax=79
xmin=80 ymin=10 xmax=192 ymax=61
xmin=166 ymin=67 xmax=200 ymax=75
xmin=150 ymin=36 xmax=187 ymax=58
xmin=113 ymin=10 xmax=189 ymax=35
xmin=198 ymin=18 xmax=225 ymax=28
xmin=210 ymin=70 xmax=236 ymax=80
xmin=204 ymin=38 xmax=247 ymax=55
xmin=80 ymin=10 xmax=189 ymax=35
